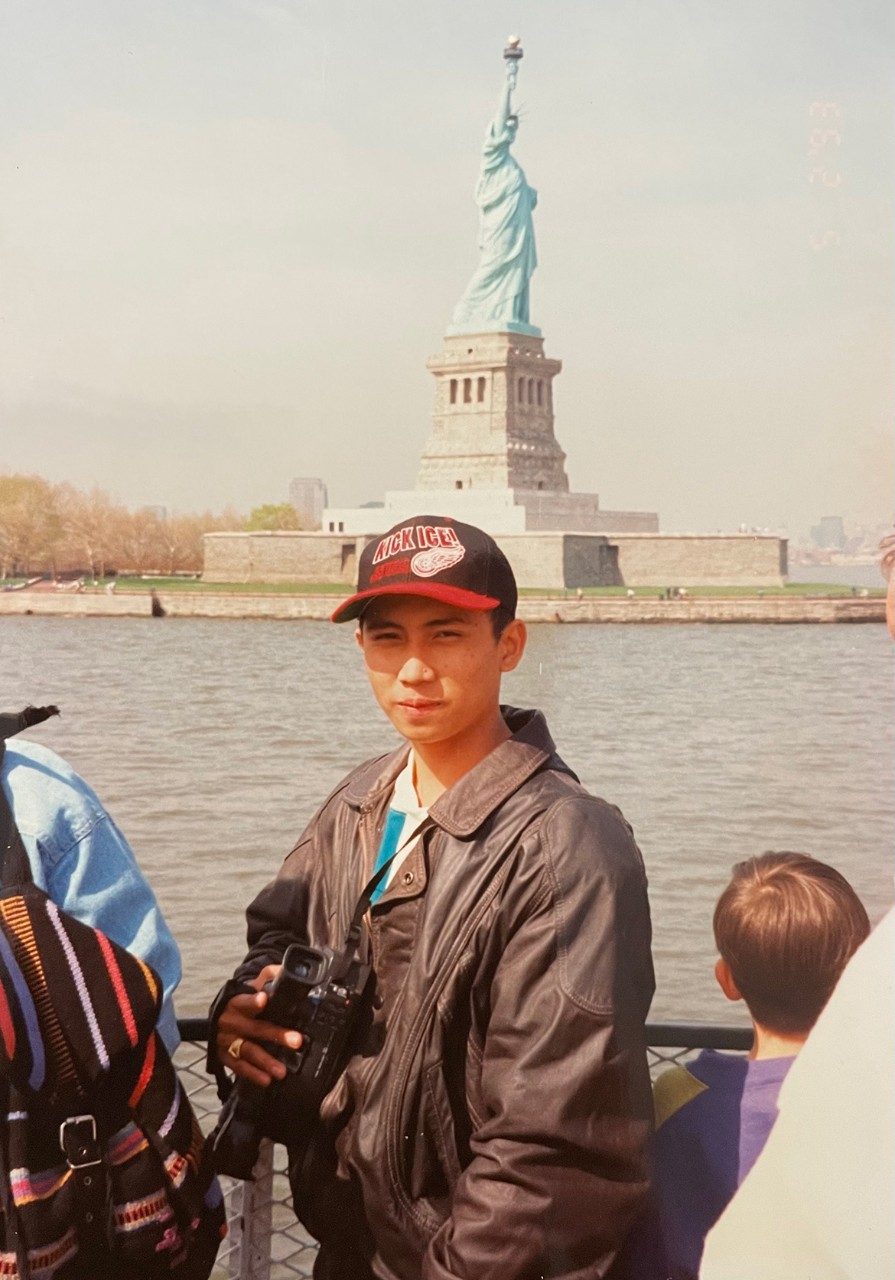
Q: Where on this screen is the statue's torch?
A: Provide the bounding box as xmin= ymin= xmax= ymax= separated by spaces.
xmin=504 ymin=34 xmax=522 ymax=86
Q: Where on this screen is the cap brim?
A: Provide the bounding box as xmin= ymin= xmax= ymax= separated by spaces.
xmin=331 ymin=582 xmax=500 ymax=623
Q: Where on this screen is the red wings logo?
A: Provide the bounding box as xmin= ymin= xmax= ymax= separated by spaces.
xmin=372 ymin=524 xmax=464 ymax=569
xmin=411 ymin=545 xmax=466 ymax=577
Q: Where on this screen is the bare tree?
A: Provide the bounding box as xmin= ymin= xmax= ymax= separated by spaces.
xmin=155 ymin=513 xmax=202 ymax=574
xmin=113 ymin=507 xmax=166 ymax=575
xmin=56 ymin=484 xmax=124 ymax=582
xmin=0 ymin=472 xmax=246 ymax=580
xmin=0 ymin=474 xmax=64 ymax=577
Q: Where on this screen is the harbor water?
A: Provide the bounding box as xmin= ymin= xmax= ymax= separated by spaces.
xmin=3 ymin=616 xmax=893 ymax=1024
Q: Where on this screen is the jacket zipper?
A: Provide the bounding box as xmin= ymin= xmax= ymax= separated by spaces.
xmin=383 ymin=854 xmax=515 ymax=1233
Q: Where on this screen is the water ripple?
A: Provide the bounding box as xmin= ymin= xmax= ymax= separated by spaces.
xmin=2 ymin=617 xmax=892 ymax=1022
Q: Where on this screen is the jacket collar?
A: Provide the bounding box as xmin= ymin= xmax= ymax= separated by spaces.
xmin=343 ymin=707 xmax=571 ymax=838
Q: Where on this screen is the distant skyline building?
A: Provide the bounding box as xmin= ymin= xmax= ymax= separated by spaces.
xmin=289 ymin=477 xmax=328 ymax=529
xmin=810 ymin=515 xmax=847 ymax=550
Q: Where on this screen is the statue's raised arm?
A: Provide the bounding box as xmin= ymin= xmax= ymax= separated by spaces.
xmin=492 ymin=63 xmax=516 ymax=137
xmin=449 ymin=37 xmax=540 ymax=337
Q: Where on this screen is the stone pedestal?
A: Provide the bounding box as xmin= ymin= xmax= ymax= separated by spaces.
xmin=419 ymin=331 xmax=568 ymax=494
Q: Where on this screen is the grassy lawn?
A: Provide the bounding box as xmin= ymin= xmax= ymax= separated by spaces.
xmin=92 ymin=577 xmax=347 ymax=594
xmin=84 ymin=577 xmax=884 ymax=599
xmin=519 ymin=583 xmax=884 ymax=599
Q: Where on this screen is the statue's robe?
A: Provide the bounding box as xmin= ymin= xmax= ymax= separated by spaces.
xmin=451 ymin=118 xmax=538 ymax=330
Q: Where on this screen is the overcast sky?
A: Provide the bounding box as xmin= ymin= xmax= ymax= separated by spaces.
xmin=2 ymin=0 xmax=892 ymax=537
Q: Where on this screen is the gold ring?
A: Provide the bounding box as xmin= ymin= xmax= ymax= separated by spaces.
xmin=227 ymin=1037 xmax=245 ymax=1061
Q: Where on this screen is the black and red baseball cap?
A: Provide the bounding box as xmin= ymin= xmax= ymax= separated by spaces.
xmin=331 ymin=515 xmax=517 ymax=623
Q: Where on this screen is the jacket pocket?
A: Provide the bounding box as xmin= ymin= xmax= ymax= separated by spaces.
xmin=400 ymin=1060 xmax=462 ymax=1224
xmin=424 ymin=1062 xmax=462 ymax=1188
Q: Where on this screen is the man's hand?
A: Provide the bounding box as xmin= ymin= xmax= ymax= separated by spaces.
xmin=216 ymin=964 xmax=303 ymax=1088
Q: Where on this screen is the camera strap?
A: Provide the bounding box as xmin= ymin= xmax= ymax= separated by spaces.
xmin=343 ymin=820 xmax=433 ymax=959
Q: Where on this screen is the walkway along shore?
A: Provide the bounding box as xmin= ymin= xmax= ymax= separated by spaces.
xmin=0 ymin=591 xmax=884 ymax=624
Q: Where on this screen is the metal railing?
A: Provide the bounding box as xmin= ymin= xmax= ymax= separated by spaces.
xmin=176 ymin=1018 xmax=751 ymax=1280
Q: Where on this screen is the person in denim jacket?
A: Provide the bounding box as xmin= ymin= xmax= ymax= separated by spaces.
xmin=1 ymin=717 xmax=182 ymax=1053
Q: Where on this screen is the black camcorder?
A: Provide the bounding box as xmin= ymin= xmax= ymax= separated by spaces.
xmin=211 ymin=941 xmax=372 ymax=1180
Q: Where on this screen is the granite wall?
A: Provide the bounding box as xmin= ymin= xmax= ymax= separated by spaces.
xmin=204 ymin=532 xmax=362 ymax=584
xmin=611 ymin=534 xmax=787 ymax=587
xmin=1 ymin=592 xmax=882 ymax=624
xmin=202 ymin=530 xmax=787 ymax=589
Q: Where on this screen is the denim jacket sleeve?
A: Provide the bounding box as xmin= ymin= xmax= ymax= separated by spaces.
xmin=2 ymin=740 xmax=183 ymax=1054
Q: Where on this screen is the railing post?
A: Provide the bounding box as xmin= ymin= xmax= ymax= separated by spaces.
xmin=227 ymin=1141 xmax=274 ymax=1280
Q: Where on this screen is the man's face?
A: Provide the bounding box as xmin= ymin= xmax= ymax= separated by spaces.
xmin=356 ymin=595 xmax=526 ymax=749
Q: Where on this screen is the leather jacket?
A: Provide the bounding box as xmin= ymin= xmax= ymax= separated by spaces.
xmin=221 ymin=707 xmax=655 ymax=1280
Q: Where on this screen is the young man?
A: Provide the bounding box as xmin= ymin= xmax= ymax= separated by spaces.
xmin=646 ymin=852 xmax=869 ymax=1280
xmin=212 ymin=516 xmax=655 ymax=1280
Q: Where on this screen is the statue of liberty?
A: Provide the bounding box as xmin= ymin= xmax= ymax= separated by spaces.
xmin=449 ymin=38 xmax=541 ymax=337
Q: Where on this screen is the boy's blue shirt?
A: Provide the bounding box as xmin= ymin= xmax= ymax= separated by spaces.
xmin=1 ymin=738 xmax=182 ymax=1055
xmin=646 ymin=1048 xmax=794 ymax=1279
